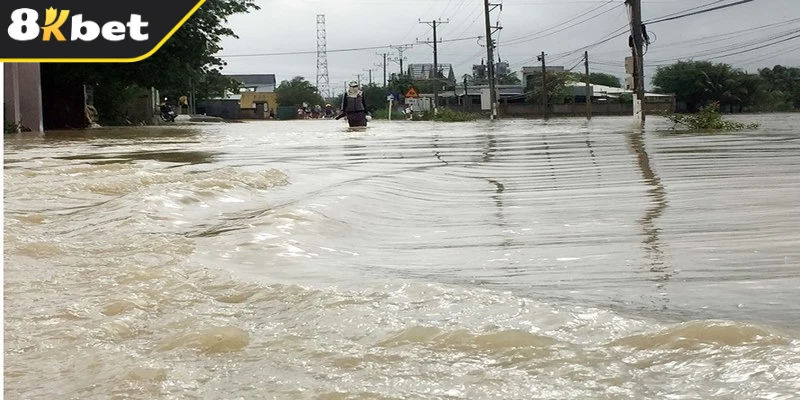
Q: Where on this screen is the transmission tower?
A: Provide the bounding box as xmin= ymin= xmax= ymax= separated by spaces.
xmin=316 ymin=14 xmax=331 ymax=99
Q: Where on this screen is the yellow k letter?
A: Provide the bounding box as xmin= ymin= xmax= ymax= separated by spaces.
xmin=42 ymin=7 xmax=70 ymax=41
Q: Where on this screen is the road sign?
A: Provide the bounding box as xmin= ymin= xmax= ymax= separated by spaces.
xmin=404 ymin=87 xmax=418 ymax=98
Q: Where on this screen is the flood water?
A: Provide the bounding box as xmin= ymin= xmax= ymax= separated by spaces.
xmin=4 ymin=114 xmax=800 ymax=399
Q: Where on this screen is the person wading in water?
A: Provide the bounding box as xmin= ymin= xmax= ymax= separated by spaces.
xmin=337 ymin=81 xmax=368 ymax=127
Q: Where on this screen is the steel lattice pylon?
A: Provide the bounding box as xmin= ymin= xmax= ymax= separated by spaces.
xmin=316 ymin=14 xmax=330 ymax=99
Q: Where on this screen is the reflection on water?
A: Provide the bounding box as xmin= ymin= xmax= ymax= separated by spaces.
xmin=5 ymin=116 xmax=800 ymax=399
xmin=627 ymin=130 xmax=671 ymax=309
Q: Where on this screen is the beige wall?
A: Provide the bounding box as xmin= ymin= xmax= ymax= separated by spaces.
xmin=4 ymin=63 xmax=44 ymax=132
xmin=239 ymin=92 xmax=277 ymax=110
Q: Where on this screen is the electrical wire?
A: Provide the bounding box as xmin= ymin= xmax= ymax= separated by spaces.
xmin=503 ymin=2 xmax=623 ymax=46
xmin=218 ymin=36 xmax=482 ymax=58
xmin=649 ymin=27 xmax=800 ymax=63
xmin=645 ymin=0 xmax=755 ymax=25
xmin=502 ymin=0 xmax=615 ymax=44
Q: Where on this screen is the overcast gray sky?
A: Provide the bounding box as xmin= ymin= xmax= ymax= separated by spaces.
xmin=217 ymin=0 xmax=800 ymax=93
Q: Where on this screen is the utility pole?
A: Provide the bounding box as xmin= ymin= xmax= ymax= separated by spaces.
xmin=538 ymin=51 xmax=548 ymax=120
xmin=354 ymin=73 xmax=362 ymax=86
xmin=376 ymin=52 xmax=389 ymax=87
xmin=484 ymin=0 xmax=502 ymax=120
xmin=463 ymin=76 xmax=469 ymax=110
xmin=390 ymin=44 xmax=413 ymax=75
xmin=585 ymin=50 xmax=592 ymax=120
xmin=626 ymin=0 xmax=646 ymax=125
xmin=419 ymin=19 xmax=449 ymax=114
xmin=363 ymin=68 xmax=376 ymax=86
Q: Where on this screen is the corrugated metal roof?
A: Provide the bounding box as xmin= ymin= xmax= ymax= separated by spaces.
xmin=227 ymin=74 xmax=276 ymax=86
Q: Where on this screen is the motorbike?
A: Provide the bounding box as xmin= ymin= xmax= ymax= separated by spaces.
xmin=159 ymin=104 xmax=176 ymax=122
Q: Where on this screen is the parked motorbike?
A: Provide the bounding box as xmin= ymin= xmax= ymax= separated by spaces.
xmin=159 ymin=104 xmax=176 ymax=122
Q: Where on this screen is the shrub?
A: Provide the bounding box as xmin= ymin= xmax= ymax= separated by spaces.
xmin=663 ymin=102 xmax=759 ymax=130
xmin=371 ymin=108 xmax=407 ymax=120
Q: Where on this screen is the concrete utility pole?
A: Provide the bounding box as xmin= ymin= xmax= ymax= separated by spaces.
xmin=390 ymin=44 xmax=413 ymax=75
xmin=376 ymin=52 xmax=389 ymax=87
xmin=484 ymin=0 xmax=502 ymax=120
xmin=626 ymin=0 xmax=646 ymax=125
xmin=585 ymin=50 xmax=592 ymax=120
xmin=419 ymin=19 xmax=449 ymax=113
xmin=363 ymin=68 xmax=376 ymax=85
xmin=538 ymin=51 xmax=548 ymax=120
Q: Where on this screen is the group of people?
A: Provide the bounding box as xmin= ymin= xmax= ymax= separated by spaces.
xmin=296 ymin=103 xmax=338 ymax=119
xmin=294 ymin=81 xmax=370 ymax=127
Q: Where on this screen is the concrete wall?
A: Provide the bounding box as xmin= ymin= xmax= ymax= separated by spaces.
xmin=119 ymin=87 xmax=157 ymax=124
xmin=498 ymin=101 xmax=674 ymax=117
xmin=196 ymin=99 xmax=241 ymax=119
xmin=4 ymin=63 xmax=44 ymax=132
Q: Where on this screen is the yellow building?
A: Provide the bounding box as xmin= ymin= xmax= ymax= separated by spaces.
xmin=230 ymin=74 xmax=277 ymax=119
xmin=239 ymin=91 xmax=278 ymax=112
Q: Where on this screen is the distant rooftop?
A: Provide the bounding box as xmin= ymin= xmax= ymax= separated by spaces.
xmin=227 ymin=74 xmax=276 ymax=86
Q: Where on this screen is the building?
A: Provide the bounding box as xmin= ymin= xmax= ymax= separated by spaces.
xmin=197 ymin=74 xmax=278 ymax=120
xmin=564 ymin=81 xmax=675 ymax=112
xmin=407 ymin=63 xmax=456 ymax=83
xmin=521 ymin=65 xmax=566 ymax=88
xmin=471 ymin=61 xmax=510 ymax=80
xmin=228 ymin=74 xmax=278 ymax=111
xmin=4 ymin=63 xmax=44 ymax=132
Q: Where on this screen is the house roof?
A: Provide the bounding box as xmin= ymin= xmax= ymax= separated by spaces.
xmin=227 ymin=74 xmax=276 ymax=86
xmin=407 ymin=63 xmax=455 ymax=79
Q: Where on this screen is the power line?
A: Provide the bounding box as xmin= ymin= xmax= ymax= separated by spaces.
xmin=589 ymin=17 xmax=800 ymax=57
xmin=649 ymin=27 xmax=800 ymax=64
xmin=645 ymin=0 xmax=755 ymax=25
xmin=217 ymin=36 xmax=481 ymax=58
xmin=527 ymin=0 xmax=761 ymax=66
xmin=644 ymin=0 xmax=729 ymax=22
xmin=502 ymin=0 xmax=615 ymax=44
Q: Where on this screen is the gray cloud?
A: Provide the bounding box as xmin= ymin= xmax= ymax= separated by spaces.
xmin=217 ymin=0 xmax=800 ymax=92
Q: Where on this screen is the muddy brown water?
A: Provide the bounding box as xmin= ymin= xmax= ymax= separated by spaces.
xmin=5 ymin=114 xmax=800 ymax=399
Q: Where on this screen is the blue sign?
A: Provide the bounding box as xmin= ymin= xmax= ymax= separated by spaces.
xmin=387 ymin=92 xmax=400 ymax=101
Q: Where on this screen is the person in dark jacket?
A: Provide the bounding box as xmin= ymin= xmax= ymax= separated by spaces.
xmin=337 ymin=81 xmax=368 ymax=127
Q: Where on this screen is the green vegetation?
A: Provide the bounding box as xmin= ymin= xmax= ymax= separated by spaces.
xmin=431 ymin=108 xmax=478 ymax=122
xmin=370 ymin=108 xmax=406 ymax=120
xmin=663 ymin=102 xmax=759 ymax=131
xmin=524 ymin=71 xmax=622 ymax=105
xmin=274 ymin=76 xmax=325 ymax=108
xmin=412 ymin=108 xmax=478 ymax=122
xmin=652 ymin=61 xmax=800 ymax=113
xmin=4 ymin=120 xmax=21 ymax=134
xmin=587 ymin=72 xmax=622 ymax=88
xmin=41 ymin=0 xmax=259 ymax=125
xmin=525 ymin=71 xmax=574 ymax=105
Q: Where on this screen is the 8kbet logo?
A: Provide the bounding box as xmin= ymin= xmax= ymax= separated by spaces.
xmin=7 ymin=7 xmax=149 ymax=42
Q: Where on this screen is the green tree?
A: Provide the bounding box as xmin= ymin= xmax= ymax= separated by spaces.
xmin=40 ymin=0 xmax=258 ymax=124
xmin=359 ymin=84 xmax=391 ymax=114
xmin=651 ymin=60 xmax=794 ymax=112
xmin=652 ymin=60 xmax=712 ymax=112
xmin=497 ymin=72 xmax=522 ymax=85
xmin=587 ymin=72 xmax=621 ymax=88
xmin=386 ymin=75 xmax=437 ymax=99
xmin=275 ymin=76 xmax=325 ymax=107
xmin=525 ymin=71 xmax=573 ymax=104
xmin=759 ymin=65 xmax=800 ymax=109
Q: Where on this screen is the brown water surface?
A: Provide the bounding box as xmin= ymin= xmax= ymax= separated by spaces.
xmin=4 ymin=115 xmax=800 ymax=399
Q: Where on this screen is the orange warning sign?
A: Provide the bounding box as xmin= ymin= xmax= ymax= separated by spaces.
xmin=404 ymin=87 xmax=418 ymax=98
